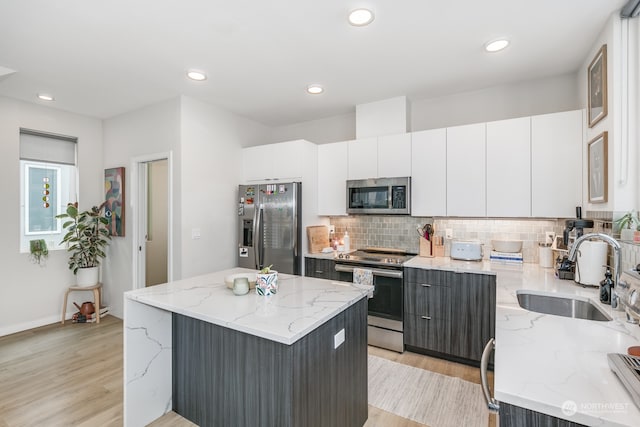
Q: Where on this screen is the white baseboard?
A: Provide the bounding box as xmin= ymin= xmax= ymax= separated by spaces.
xmin=0 ymin=311 xmax=123 ymax=337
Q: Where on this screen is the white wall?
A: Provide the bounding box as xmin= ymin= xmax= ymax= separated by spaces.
xmin=0 ymin=97 xmax=103 ymax=336
xmin=102 ymin=98 xmax=181 ymax=318
xmin=267 ymin=112 xmax=355 ymax=145
xmin=579 ymin=13 xmax=639 ymax=213
xmin=266 ymin=74 xmax=580 ymax=145
xmin=410 ymin=73 xmax=580 ymax=131
xmin=179 ymin=96 xmax=270 ymax=278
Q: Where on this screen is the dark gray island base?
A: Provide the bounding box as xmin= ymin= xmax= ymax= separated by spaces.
xmin=172 ymin=297 xmax=368 ymax=427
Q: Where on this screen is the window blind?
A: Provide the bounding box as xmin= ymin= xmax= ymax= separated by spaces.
xmin=19 ymin=129 xmax=77 ymax=165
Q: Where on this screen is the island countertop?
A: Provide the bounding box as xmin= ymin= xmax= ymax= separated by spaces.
xmin=124 ymin=267 xmax=372 ymax=345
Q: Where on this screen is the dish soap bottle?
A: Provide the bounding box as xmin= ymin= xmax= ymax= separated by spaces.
xmin=600 ymin=266 xmax=613 ymax=305
xmin=343 ymin=231 xmax=350 ymax=252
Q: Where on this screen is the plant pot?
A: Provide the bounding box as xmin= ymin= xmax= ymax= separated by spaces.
xmin=256 ymin=271 xmax=278 ymax=296
xmin=634 ymin=231 xmax=640 ymax=243
xmin=76 ymin=266 xmax=99 ymax=287
xmin=620 ymin=228 xmax=635 ymax=241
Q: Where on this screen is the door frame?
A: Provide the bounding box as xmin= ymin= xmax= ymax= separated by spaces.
xmin=130 ymin=151 xmax=174 ymax=290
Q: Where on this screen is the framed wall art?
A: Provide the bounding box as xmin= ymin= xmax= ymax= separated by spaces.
xmin=588 ymin=132 xmax=608 ymax=203
xmin=105 ymin=167 xmax=125 ymax=236
xmin=588 ymin=44 xmax=607 ymax=128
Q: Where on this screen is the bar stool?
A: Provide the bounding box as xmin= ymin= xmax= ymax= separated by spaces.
xmin=61 ymin=283 xmax=102 ymax=324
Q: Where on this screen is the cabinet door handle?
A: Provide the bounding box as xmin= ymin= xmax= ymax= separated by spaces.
xmin=315 ymin=270 xmax=324 ymax=274
xmin=421 ymin=315 xmax=432 ymax=320
xmin=420 ymin=284 xmax=431 ymax=287
xmin=481 ymin=338 xmax=499 ymax=412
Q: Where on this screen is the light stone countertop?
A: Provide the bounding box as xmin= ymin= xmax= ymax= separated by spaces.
xmin=124 ymin=267 xmax=372 ymax=345
xmin=404 ymin=256 xmax=640 ymax=426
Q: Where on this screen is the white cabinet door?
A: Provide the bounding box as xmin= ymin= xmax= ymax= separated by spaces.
xmin=378 ymin=133 xmax=412 ymax=177
xmin=318 ymin=141 xmax=348 ymax=216
xmin=531 ymin=110 xmax=582 ymax=217
xmin=411 ymin=128 xmax=446 ymax=216
xmin=446 ymin=123 xmax=486 ymax=216
xmin=486 ymin=117 xmax=531 ymax=217
xmin=272 ymin=140 xmax=302 ymax=180
xmin=243 ymin=145 xmax=272 ymax=182
xmin=347 ymin=137 xmax=377 ymax=180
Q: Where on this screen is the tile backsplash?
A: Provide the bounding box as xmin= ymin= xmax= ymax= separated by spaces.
xmin=329 ymin=214 xmax=640 ymax=267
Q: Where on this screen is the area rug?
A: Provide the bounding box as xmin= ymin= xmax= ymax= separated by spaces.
xmin=368 ymin=355 xmax=489 ymax=427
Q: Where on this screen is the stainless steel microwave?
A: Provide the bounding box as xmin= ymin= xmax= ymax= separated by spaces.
xmin=346 ymin=177 xmax=411 ymax=215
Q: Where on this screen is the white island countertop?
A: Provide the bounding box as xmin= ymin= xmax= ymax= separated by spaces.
xmin=124 ymin=267 xmax=372 ymax=345
xmin=404 ymin=257 xmax=640 ymax=426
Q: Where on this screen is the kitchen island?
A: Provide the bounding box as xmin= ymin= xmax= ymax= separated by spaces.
xmin=124 ymin=268 xmax=372 ymax=427
xmin=405 ymin=257 xmax=640 ymax=427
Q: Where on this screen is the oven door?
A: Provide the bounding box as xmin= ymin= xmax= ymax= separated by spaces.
xmin=334 ymin=264 xmax=403 ymax=321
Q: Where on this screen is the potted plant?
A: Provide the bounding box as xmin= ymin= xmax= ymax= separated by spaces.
xmin=256 ymin=264 xmax=278 ymax=296
xmin=29 ymin=239 xmax=48 ymax=265
xmin=56 ymin=202 xmax=111 ymax=287
xmin=614 ymin=211 xmax=639 ymax=241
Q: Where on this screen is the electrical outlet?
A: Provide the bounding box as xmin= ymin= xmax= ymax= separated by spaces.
xmin=545 ymin=231 xmax=555 ymax=245
xmin=334 ymin=328 xmax=345 ymax=349
xmin=445 ymin=228 xmax=453 ymax=239
xmin=191 ymin=228 xmax=201 ymax=240
xmin=329 ymin=225 xmax=335 ymax=234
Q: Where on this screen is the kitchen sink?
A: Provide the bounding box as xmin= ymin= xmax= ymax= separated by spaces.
xmin=516 ymin=291 xmax=612 ymax=321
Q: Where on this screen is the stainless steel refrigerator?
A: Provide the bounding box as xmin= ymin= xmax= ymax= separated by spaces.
xmin=237 ymin=182 xmax=301 ymax=275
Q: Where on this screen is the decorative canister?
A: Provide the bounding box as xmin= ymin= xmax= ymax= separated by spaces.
xmin=256 ymin=271 xmax=278 ymax=296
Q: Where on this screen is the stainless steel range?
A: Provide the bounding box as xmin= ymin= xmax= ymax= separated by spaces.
xmin=334 ymin=248 xmax=415 ymax=353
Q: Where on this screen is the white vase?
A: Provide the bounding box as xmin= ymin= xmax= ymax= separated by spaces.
xmin=76 ymin=266 xmax=99 ymax=287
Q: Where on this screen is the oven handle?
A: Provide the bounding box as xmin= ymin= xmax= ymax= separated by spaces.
xmin=334 ymin=264 xmax=403 ymax=279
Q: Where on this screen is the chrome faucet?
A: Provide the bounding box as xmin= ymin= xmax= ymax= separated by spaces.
xmin=568 ymin=233 xmax=622 ymax=306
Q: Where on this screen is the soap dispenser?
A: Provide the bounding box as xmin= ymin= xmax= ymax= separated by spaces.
xmin=343 ymin=231 xmax=350 ymax=252
xmin=600 ymin=266 xmax=613 ymax=305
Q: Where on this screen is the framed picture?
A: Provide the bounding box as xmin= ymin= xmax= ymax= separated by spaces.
xmin=588 ymin=132 xmax=608 ymax=203
xmin=105 ymin=167 xmax=125 ymax=236
xmin=588 ymin=44 xmax=607 ymax=128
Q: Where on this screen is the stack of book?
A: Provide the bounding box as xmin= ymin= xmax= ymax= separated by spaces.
xmin=489 ymin=251 xmax=523 ymax=264
xmin=72 ymin=306 xmax=110 ymax=323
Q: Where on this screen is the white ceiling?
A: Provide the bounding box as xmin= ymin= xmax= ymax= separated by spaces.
xmin=0 ymin=0 xmax=627 ymax=126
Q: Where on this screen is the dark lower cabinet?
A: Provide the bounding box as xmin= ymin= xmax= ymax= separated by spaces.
xmin=500 ymin=401 xmax=587 ymax=427
xmin=450 ymin=272 xmax=496 ymax=361
xmin=172 ymin=297 xmax=368 ymax=427
xmin=404 ymin=267 xmax=496 ymax=363
xmin=305 ymin=257 xmax=336 ymax=280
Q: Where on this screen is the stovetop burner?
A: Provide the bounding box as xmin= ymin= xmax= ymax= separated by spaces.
xmin=335 ymin=248 xmax=415 ymax=267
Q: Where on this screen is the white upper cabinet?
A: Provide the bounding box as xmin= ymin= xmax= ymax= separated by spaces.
xmin=486 ymin=117 xmax=531 ymax=217
xmin=318 ymin=141 xmax=348 ymax=216
xmin=411 ymin=128 xmax=446 ymax=217
xmin=377 ymin=133 xmax=412 ymax=177
xmin=243 ymin=140 xmax=311 ymax=182
xmin=531 ymin=110 xmax=582 ymax=218
xmin=446 ymin=123 xmax=486 ymax=217
xmin=347 ymin=137 xmax=378 ymax=180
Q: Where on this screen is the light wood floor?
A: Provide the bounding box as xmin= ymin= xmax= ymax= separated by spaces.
xmin=0 ymin=317 xmax=495 ymax=427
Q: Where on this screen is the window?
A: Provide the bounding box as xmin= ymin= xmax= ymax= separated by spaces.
xmin=19 ymin=129 xmax=78 ymax=253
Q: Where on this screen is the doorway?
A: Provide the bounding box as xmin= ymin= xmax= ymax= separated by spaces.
xmin=132 ymin=152 xmax=173 ymax=290
xmin=144 ymin=159 xmax=168 ymax=286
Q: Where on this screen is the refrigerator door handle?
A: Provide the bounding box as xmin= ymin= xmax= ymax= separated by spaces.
xmin=254 ymin=204 xmax=264 ymax=269
xmin=253 ymin=204 xmax=260 ymax=269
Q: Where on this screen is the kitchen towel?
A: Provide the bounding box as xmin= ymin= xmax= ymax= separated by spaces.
xmin=353 ymin=267 xmax=373 ymax=287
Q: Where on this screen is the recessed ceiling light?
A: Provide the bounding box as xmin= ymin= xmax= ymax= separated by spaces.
xmin=187 ymin=70 xmax=207 ymax=81
xmin=306 ymin=84 xmax=324 ymax=95
xmin=37 ymin=94 xmax=55 ymax=101
xmin=348 ymin=8 xmax=375 ymax=26
xmin=484 ymin=39 xmax=510 ymax=53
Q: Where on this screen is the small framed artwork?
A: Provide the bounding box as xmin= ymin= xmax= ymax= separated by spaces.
xmin=588 ymin=44 xmax=607 ymax=128
xmin=105 ymin=167 xmax=125 ymax=236
xmin=588 ymin=132 xmax=608 ymax=203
